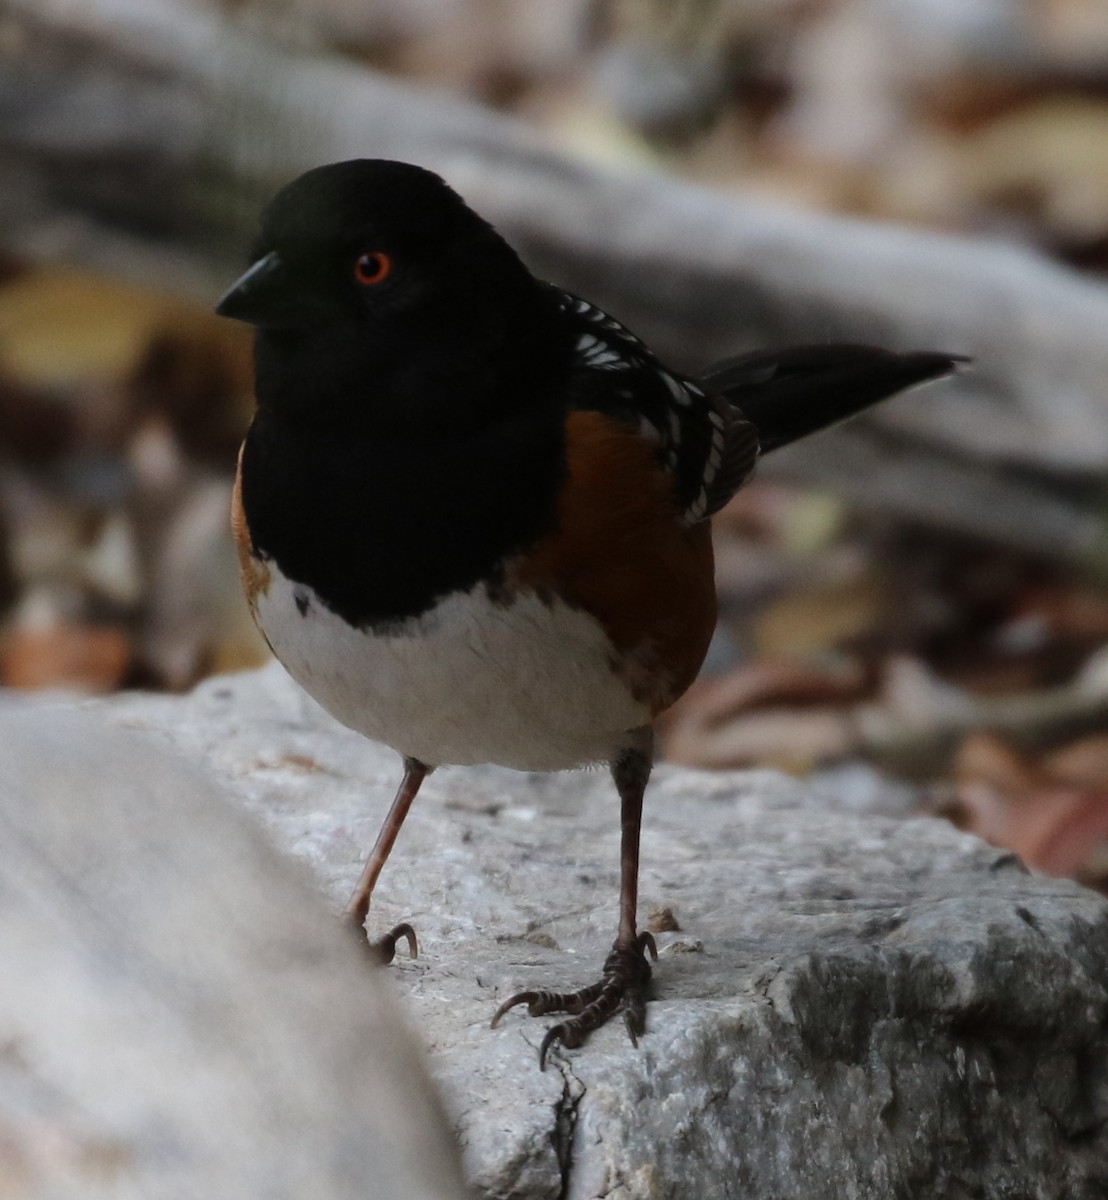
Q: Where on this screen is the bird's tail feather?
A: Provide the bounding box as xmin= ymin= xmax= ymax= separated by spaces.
xmin=700 ymin=344 xmax=967 ymax=455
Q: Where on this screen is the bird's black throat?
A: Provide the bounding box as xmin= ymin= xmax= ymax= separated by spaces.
xmin=238 ymin=240 xmax=576 ymax=628
xmin=239 ymin=394 xmax=568 ymax=629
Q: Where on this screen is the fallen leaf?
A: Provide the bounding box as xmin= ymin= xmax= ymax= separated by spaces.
xmin=954 ymin=732 xmax=1045 ymax=797
xmin=662 ymin=655 xmax=871 ymax=731
xmin=1 ymin=622 xmax=132 ymax=693
xmin=647 ymin=905 xmax=681 ymax=933
xmin=756 ymin=571 xmax=890 ymax=657
xmin=663 ymin=705 xmax=854 ymax=772
xmin=1042 ymin=733 xmax=1108 ymax=789
xmin=949 ymin=732 xmax=1108 ymax=886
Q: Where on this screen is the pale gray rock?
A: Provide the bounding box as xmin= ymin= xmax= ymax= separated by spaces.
xmin=67 ymin=663 xmax=1108 ymax=1200
xmin=0 ymin=703 xmax=466 ymax=1200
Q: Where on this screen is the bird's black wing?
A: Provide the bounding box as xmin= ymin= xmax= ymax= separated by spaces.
xmin=554 ymin=289 xmax=759 ymax=523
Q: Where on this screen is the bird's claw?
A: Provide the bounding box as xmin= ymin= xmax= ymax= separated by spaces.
xmin=373 ymin=921 xmax=419 ymax=963
xmin=491 ymin=931 xmax=657 ymax=1069
xmin=343 ymin=914 xmax=419 ymax=964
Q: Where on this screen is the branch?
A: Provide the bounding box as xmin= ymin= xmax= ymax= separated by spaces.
xmin=666 ymin=672 xmax=1108 ymax=780
xmin=3 ymin=0 xmax=1108 ymax=521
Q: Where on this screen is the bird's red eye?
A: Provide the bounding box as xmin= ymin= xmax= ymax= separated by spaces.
xmin=354 ymin=252 xmax=392 ymax=286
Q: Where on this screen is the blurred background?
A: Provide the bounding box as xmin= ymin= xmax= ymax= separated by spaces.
xmin=2 ymin=0 xmax=1108 ymax=886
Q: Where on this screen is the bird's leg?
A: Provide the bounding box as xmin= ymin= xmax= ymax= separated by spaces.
xmin=342 ymin=756 xmax=429 ymax=963
xmin=491 ymin=735 xmax=658 ymax=1069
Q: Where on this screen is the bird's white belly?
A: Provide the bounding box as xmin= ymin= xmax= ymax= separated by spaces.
xmin=254 ymin=563 xmax=650 ymax=770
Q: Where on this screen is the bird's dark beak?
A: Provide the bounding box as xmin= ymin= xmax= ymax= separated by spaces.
xmin=215 ymin=252 xmax=300 ymax=328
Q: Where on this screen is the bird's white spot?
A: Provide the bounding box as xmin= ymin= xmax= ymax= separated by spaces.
xmin=575 ymin=332 xmax=629 ymax=370
xmin=592 ymin=347 xmax=628 ymax=369
xmin=638 ymin=416 xmax=662 ymax=444
xmin=687 ymin=487 xmax=708 ymax=522
xmin=702 ymin=452 xmax=720 ymax=491
xmin=662 ymin=373 xmax=693 ymax=407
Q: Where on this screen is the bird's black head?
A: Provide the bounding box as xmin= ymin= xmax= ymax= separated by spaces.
xmin=216 ymin=159 xmax=567 ymax=436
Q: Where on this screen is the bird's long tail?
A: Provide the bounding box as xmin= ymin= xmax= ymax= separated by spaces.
xmin=700 ymin=344 xmax=967 ymax=455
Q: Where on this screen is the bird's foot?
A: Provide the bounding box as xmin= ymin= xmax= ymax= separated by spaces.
xmin=342 ymin=914 xmax=418 ymax=964
xmin=490 ymin=931 xmax=657 ymax=1069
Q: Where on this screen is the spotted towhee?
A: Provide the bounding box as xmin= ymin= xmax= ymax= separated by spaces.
xmin=216 ymin=159 xmax=962 ymax=1068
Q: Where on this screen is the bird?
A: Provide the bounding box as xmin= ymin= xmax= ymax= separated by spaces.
xmin=216 ymin=158 xmax=964 ymax=1069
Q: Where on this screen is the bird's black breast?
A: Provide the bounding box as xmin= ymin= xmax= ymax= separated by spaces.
xmin=239 ymin=405 xmax=567 ymax=629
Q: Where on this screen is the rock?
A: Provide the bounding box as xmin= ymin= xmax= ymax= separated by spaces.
xmin=0 ymin=703 xmax=466 ymax=1200
xmin=58 ymin=663 xmax=1108 ymax=1199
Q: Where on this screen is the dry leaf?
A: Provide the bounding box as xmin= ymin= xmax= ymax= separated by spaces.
xmin=756 ymin=571 xmax=889 ymax=657
xmin=1 ymin=622 xmax=132 ymax=693
xmin=950 ymin=732 xmax=1108 ymax=886
xmin=663 ymin=703 xmax=854 ymax=772
xmin=1042 ymin=734 xmax=1108 ymax=790
xmin=663 ymin=655 xmax=870 ymax=732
